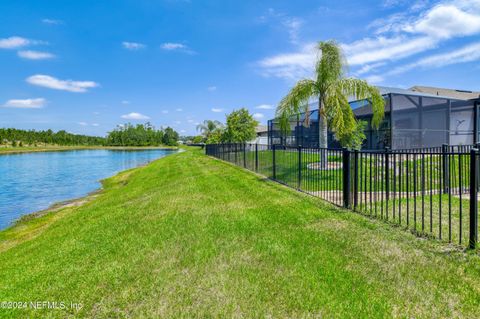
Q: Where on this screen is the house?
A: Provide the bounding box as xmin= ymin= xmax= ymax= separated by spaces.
xmin=410 ymin=86 xmax=480 ymax=100
xmin=268 ymin=86 xmax=480 ymax=150
xmin=253 ymin=125 xmax=268 ymax=144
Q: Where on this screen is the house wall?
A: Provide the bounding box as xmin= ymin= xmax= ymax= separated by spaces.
xmin=267 ymin=96 xmax=479 ymax=150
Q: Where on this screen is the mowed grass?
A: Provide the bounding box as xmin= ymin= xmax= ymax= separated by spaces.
xmin=357 ymin=194 xmax=473 ymax=246
xmin=224 ymin=148 xmax=472 ymax=193
xmin=0 ymin=148 xmax=480 ymax=318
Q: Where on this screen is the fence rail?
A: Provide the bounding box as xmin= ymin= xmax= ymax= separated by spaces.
xmin=206 ymin=143 xmax=479 ymax=249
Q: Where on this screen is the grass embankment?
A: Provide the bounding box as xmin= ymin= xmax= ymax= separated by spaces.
xmin=0 ymin=145 xmax=176 ymax=154
xmin=0 ymin=148 xmax=480 ymax=318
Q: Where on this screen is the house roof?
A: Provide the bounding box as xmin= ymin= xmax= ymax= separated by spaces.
xmin=255 ymin=125 xmax=268 ymax=133
xmin=272 ymin=85 xmax=477 ymax=121
xmin=409 ymin=85 xmax=480 ymax=100
xmin=352 ymin=86 xmax=467 ymax=117
xmin=376 ymin=86 xmax=458 ymax=100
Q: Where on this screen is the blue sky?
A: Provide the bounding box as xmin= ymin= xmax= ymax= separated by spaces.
xmin=1 ymin=0 xmax=479 ymax=136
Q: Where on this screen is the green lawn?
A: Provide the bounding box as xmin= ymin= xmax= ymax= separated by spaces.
xmin=1 ymin=148 xmax=480 ymax=318
xmin=221 ymin=148 xmax=472 ymax=194
xmin=357 ymin=194 xmax=473 ymax=246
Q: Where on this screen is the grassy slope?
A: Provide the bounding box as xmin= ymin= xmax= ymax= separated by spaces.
xmin=0 ymin=148 xmax=479 ymax=318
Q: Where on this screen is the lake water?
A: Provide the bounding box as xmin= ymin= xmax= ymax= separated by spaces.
xmin=0 ymin=149 xmax=177 ymax=230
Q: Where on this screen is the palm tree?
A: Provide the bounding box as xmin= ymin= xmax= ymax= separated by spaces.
xmin=196 ymin=120 xmax=223 ymax=140
xmin=276 ymin=40 xmax=385 ymax=155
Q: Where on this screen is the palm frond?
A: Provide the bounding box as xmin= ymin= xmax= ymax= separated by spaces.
xmin=336 ymin=78 xmax=385 ymax=129
xmin=196 ymin=120 xmax=224 ymax=135
xmin=276 ymin=79 xmax=317 ymax=132
xmin=315 ymin=41 xmax=346 ymax=90
xmin=324 ymin=85 xmax=355 ymax=135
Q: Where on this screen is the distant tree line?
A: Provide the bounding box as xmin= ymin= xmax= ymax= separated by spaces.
xmin=0 ymin=128 xmax=105 ymax=147
xmin=106 ymin=123 xmax=179 ymax=146
xmin=0 ymin=123 xmax=180 ymax=147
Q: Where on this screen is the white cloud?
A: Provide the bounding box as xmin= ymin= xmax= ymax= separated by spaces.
xmin=207 ymin=86 xmax=217 ymax=91
xmin=283 ymin=17 xmax=303 ymax=44
xmin=0 ymin=36 xmax=30 ymax=49
xmin=3 ymin=98 xmax=46 ymax=109
xmin=257 ymin=0 xmax=480 ymax=80
xmin=93 ymin=111 xmax=100 ymax=115
xmin=259 ymin=8 xmax=303 ymax=44
xmin=382 ymin=0 xmax=428 ymax=10
xmin=160 ymin=42 xmax=195 ymax=54
xmin=174 ymin=120 xmax=181 ymax=124
xmin=258 ymin=43 xmax=316 ymax=79
xmin=343 ymin=35 xmax=437 ymax=65
xmin=18 ymin=50 xmax=55 ymax=60
xmin=389 ymin=42 xmax=480 ymax=75
xmin=180 ymin=129 xmax=186 ymax=133
xmin=253 ymin=113 xmax=264 ymax=119
xmin=121 ymin=100 xmax=130 ymax=104
xmin=404 ymin=4 xmax=480 ymax=39
xmin=256 ymin=104 xmax=274 ymax=109
xmin=354 ymin=62 xmax=386 ymax=76
xmin=121 ymin=112 xmax=150 ymax=120
xmin=26 ymin=74 xmax=99 ymax=93
xmin=161 ymin=43 xmax=185 ymax=50
xmin=176 ymin=108 xmax=183 ymax=112
xmin=78 ymin=122 xmax=88 ymax=126
xmin=187 ymin=119 xmax=195 ymax=123
xmin=42 ymin=18 xmax=63 ymax=25
xmin=92 ymin=123 xmax=100 ymax=127
xmin=122 ymin=41 xmax=146 ymax=50
xmin=162 ymin=110 xmax=169 ymax=114
xmin=365 ymin=75 xmax=385 ymax=84
xmin=211 ymin=108 xmax=224 ymax=113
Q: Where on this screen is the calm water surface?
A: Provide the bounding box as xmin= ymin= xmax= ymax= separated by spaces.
xmin=0 ymin=149 xmax=177 ymax=229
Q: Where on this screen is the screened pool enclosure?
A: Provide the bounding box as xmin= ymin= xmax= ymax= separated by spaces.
xmin=268 ymin=88 xmax=480 ymax=150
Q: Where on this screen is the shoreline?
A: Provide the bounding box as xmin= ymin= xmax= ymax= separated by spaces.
xmin=0 ymin=145 xmax=178 ymax=155
xmin=10 ymin=189 xmax=102 ymax=227
xmin=0 ymin=187 xmax=104 ymax=253
xmin=0 ymin=148 xmax=182 ymax=237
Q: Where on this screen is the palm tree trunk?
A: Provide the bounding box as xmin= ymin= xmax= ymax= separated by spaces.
xmin=318 ymin=97 xmax=328 ymax=168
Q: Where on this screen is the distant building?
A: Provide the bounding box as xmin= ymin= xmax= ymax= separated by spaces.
xmin=410 ymin=86 xmax=480 ymax=100
xmin=268 ymin=86 xmax=480 ymax=150
xmin=253 ymin=125 xmax=268 ymax=144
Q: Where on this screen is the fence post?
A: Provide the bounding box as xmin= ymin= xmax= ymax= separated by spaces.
xmin=442 ymin=144 xmax=449 ymax=194
xmin=255 ymin=143 xmax=259 ymax=171
xmin=470 ymin=148 xmax=479 ymax=249
xmin=243 ymin=143 xmax=247 ymax=168
xmin=272 ymin=144 xmax=276 ymax=180
xmin=353 ymin=149 xmax=359 ymax=210
xmin=343 ymin=148 xmax=351 ymax=208
xmin=298 ymin=146 xmax=302 ymax=189
xmin=385 ymin=147 xmax=390 ymax=218
xmin=476 ymin=143 xmax=480 ymax=191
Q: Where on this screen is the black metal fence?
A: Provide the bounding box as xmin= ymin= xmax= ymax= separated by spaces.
xmin=206 ymin=143 xmax=479 ymax=249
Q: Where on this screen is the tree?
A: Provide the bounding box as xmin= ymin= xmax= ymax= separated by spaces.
xmin=196 ymin=120 xmax=223 ymax=141
xmin=162 ymin=127 xmax=179 ymax=146
xmin=206 ymin=129 xmax=225 ymax=144
xmin=0 ymin=128 xmax=105 ymax=146
xmin=192 ymin=135 xmax=204 ymax=144
xmin=276 ymin=40 xmax=384 ymax=152
xmin=105 ymin=123 xmax=177 ymax=146
xmin=223 ymin=108 xmax=258 ymax=143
